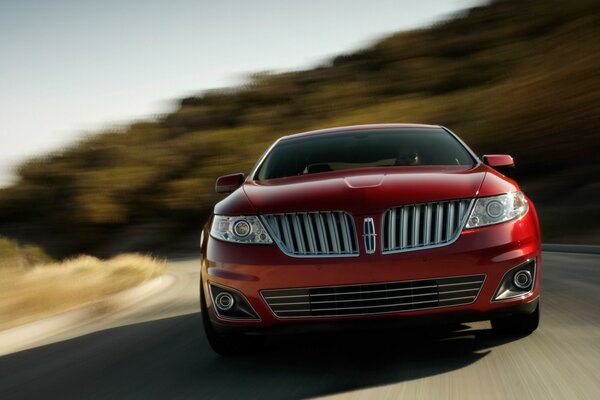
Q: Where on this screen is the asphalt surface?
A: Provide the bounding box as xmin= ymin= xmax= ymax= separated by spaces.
xmin=0 ymin=251 xmax=599 ymax=400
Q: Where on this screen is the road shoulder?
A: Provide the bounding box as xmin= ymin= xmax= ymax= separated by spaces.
xmin=0 ymin=274 xmax=174 ymax=356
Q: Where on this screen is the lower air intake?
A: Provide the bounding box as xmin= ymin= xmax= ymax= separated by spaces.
xmin=262 ymin=274 xmax=485 ymax=318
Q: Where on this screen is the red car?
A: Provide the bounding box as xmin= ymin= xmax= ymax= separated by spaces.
xmin=200 ymin=124 xmax=541 ymax=355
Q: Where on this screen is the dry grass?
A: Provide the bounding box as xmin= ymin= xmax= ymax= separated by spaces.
xmin=0 ymin=254 xmax=166 ymax=330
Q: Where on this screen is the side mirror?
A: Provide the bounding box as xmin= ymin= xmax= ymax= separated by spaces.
xmin=482 ymin=154 xmax=515 ymax=177
xmin=482 ymin=154 xmax=515 ymax=169
xmin=215 ymin=173 xmax=244 ymax=194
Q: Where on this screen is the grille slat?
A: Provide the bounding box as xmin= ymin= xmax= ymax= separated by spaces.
xmin=435 ymin=203 xmax=444 ymax=243
xmin=446 ymin=202 xmax=455 ymax=241
xmin=281 ymin=216 xmax=294 ymax=251
xmin=412 ymin=205 xmax=420 ymax=247
xmin=327 ymin=213 xmax=340 ymax=253
xmin=383 ymin=199 xmax=473 ymax=254
xmin=339 ymin=214 xmax=352 ymax=253
xmin=458 ymin=201 xmax=467 ymax=230
xmin=262 ymin=274 xmax=485 ymax=318
xmin=262 ymin=211 xmax=359 ymax=257
xmin=303 ymin=214 xmax=317 ymax=253
xmin=291 ymin=215 xmax=305 ymax=253
xmin=315 ymin=214 xmax=329 ymax=253
xmin=387 ymin=208 xmax=396 ymax=250
xmin=424 ymin=204 xmax=432 ymax=245
xmin=401 ymin=207 xmax=409 ymax=248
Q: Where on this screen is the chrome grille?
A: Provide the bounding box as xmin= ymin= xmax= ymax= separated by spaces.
xmin=261 ymin=211 xmax=359 ymax=257
xmin=382 ymin=199 xmax=473 ymax=253
xmin=262 ymin=274 xmax=485 ymax=318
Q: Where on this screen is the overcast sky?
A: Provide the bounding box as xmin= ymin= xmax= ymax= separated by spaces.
xmin=0 ymin=0 xmax=480 ymax=186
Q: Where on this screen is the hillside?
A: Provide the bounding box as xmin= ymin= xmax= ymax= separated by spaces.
xmin=1 ymin=0 xmax=599 ymax=257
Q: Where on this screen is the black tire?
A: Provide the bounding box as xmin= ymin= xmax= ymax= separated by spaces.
xmin=491 ymin=304 xmax=540 ymax=336
xmin=200 ymin=283 xmax=265 ymax=356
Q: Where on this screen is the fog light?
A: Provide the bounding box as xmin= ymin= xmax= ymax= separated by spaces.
xmin=493 ymin=258 xmax=536 ymax=301
xmin=208 ymin=283 xmax=260 ymax=320
xmin=215 ymin=292 xmax=235 ymax=311
xmin=513 ymin=270 xmax=532 ymax=289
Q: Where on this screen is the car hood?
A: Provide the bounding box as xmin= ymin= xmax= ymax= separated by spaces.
xmin=243 ymin=165 xmax=487 ymax=216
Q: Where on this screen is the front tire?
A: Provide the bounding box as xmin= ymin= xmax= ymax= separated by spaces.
xmin=200 ymin=282 xmax=265 ymax=356
xmin=491 ymin=303 xmax=540 ymax=335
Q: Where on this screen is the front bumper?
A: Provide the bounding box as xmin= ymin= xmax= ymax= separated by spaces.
xmin=211 ymin=297 xmax=539 ymax=334
xmin=201 ymin=211 xmax=541 ymax=332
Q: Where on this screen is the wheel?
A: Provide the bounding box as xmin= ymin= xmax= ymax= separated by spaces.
xmin=491 ymin=304 xmax=539 ymax=335
xmin=200 ymin=282 xmax=265 ymax=356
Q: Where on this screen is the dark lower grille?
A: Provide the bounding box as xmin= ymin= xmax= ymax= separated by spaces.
xmin=262 ymin=274 xmax=485 ymax=318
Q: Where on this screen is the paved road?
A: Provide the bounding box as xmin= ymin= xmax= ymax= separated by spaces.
xmin=0 ymin=252 xmax=599 ymax=399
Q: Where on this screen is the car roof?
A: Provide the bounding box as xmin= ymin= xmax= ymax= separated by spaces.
xmin=281 ymin=123 xmax=442 ymax=141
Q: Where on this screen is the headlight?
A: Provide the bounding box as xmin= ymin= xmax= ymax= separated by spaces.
xmin=466 ymin=191 xmax=528 ymax=229
xmin=210 ymin=215 xmax=273 ymax=244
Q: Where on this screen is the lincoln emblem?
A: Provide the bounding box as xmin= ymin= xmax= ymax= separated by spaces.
xmin=363 ymin=217 xmax=377 ymax=254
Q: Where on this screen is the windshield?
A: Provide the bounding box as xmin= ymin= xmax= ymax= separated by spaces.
xmin=255 ymin=128 xmax=476 ymax=180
